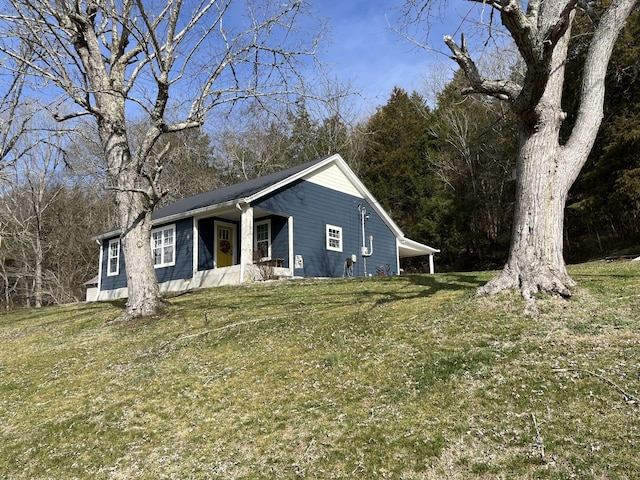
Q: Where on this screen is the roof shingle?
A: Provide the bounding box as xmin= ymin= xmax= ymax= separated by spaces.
xmin=152 ymin=156 xmax=328 ymax=220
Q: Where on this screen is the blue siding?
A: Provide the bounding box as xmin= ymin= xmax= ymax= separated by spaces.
xmin=99 ymin=179 xmax=400 ymax=293
xmin=254 ymin=181 xmax=397 ymax=278
xmin=155 ymin=218 xmax=193 ymax=283
xmin=258 ymin=215 xmax=289 ymax=267
xmin=99 ymin=218 xmax=194 ymax=291
xmin=198 ymin=217 xmax=216 ymax=270
xmin=100 ymin=238 xmax=127 ymax=291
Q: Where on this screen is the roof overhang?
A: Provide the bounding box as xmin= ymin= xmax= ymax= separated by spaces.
xmin=398 ymin=237 xmax=440 ymax=258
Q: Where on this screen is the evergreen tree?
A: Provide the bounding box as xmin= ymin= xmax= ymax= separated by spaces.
xmin=361 ymin=87 xmax=442 ymax=266
xmin=565 ymin=7 xmax=640 ymax=258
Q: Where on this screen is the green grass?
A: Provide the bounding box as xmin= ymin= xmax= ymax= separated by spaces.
xmin=1 ymin=261 xmax=639 ymax=479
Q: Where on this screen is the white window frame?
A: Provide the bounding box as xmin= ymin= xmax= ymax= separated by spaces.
xmin=254 ymin=219 xmax=272 ymax=261
xmin=326 ymin=224 xmax=343 ymax=252
xmin=151 ymin=224 xmax=176 ymax=268
xmin=107 ymin=239 xmax=120 ymax=276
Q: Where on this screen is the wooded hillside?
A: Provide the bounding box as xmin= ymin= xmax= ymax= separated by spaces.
xmin=0 ymin=7 xmax=638 ymax=309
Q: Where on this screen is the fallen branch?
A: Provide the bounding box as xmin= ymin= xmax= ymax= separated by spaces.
xmin=531 ymin=412 xmax=545 ymax=459
xmin=553 ymin=368 xmax=640 ymax=406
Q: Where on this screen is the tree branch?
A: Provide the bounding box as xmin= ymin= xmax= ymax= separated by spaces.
xmin=563 ymin=0 xmax=638 ymax=183
xmin=443 ymin=34 xmax=520 ymax=101
xmin=554 ymin=368 xmax=640 ymax=406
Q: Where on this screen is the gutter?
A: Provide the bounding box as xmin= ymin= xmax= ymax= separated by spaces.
xmin=91 ymin=199 xmax=243 ymax=241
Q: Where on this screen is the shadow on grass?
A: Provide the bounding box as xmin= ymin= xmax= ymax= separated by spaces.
xmin=358 ymin=273 xmax=489 ymax=308
xmin=406 ymin=273 xmax=488 ymax=290
xmin=164 ymin=273 xmax=493 ymax=320
xmin=574 ymin=273 xmax=639 ymax=281
xmin=96 ymin=273 xmax=494 ymax=334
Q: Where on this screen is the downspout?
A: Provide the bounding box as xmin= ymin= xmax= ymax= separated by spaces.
xmin=359 ymin=205 xmax=373 ymax=276
xmin=95 ymin=239 xmax=103 ymax=302
xmin=192 ymin=217 xmax=199 ymax=277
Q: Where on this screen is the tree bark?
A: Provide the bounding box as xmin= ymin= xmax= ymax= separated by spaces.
xmin=478 ymin=120 xmax=576 ymax=313
xmin=116 ymin=191 xmax=166 ymax=320
xmin=443 ymin=0 xmax=639 ymax=313
xmin=101 ymin=122 xmax=167 ymax=322
xmin=73 ymin=9 xmax=169 ymax=322
xmin=34 ymin=222 xmax=43 ymax=308
xmin=478 ymin=5 xmax=576 ymax=312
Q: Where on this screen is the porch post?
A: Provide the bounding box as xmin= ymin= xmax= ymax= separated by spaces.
xmin=288 ymin=216 xmax=294 ymax=277
xmin=429 ymin=254 xmax=435 ymax=275
xmin=96 ymin=240 xmax=104 ymax=301
xmin=239 ymin=203 xmax=254 ymax=283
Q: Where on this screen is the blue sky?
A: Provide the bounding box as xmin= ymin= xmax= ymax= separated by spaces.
xmin=314 ymin=0 xmax=470 ymax=113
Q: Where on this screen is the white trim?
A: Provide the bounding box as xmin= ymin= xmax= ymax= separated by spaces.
xmin=151 ymin=224 xmax=176 ymax=268
xmin=239 ymin=205 xmax=253 ymax=283
xmin=396 ymin=238 xmax=401 ymax=277
xmin=326 ymin=224 xmax=343 ymax=252
xmin=107 ymin=238 xmax=120 ymax=276
xmin=397 ymin=237 xmax=439 ymax=257
xmin=300 ymin=162 xmax=363 ymax=198
xmin=96 ymin=241 xmax=104 ymax=300
xmin=254 ymin=218 xmax=272 ymax=261
xmin=90 ymin=264 xmax=296 ymax=301
xmin=192 ymin=217 xmax=199 ymax=274
xmin=288 ymin=216 xmax=294 ymax=277
xmin=243 ymin=155 xmax=338 ymax=204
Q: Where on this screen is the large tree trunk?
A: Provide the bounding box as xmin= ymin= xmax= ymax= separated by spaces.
xmin=478 ymin=3 xmax=578 ymax=313
xmin=102 ymin=123 xmax=166 ymax=322
xmin=478 ymin=118 xmax=576 ymax=311
xmin=116 ymin=188 xmax=165 ymax=320
xmin=473 ymin=0 xmax=637 ymax=313
xmin=34 ymin=225 xmax=43 ymax=308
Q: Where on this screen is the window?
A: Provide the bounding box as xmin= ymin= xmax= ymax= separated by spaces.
xmin=326 ymin=224 xmax=342 ymax=252
xmin=151 ymin=225 xmax=175 ymax=268
xmin=254 ymin=220 xmax=271 ymax=260
xmin=107 ymin=239 xmax=120 ymax=276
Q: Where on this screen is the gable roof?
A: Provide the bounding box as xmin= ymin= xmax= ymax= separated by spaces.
xmin=95 ymin=153 xmax=439 ymax=256
xmin=152 ymin=156 xmax=327 ymax=220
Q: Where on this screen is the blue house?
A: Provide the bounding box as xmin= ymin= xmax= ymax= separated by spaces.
xmin=89 ymin=154 xmax=439 ymax=301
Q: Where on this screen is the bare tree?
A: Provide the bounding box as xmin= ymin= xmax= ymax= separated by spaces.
xmin=1 ymin=0 xmax=323 ymax=321
xmin=0 ymin=41 xmax=37 ymax=172
xmin=215 ymin=81 xmax=367 ymax=183
xmin=0 ymin=111 xmax=67 ymax=308
xmin=428 ymin=86 xmax=517 ymax=254
xmin=404 ymin=0 xmax=637 ymax=313
xmin=214 ymin=102 xmax=294 ymax=181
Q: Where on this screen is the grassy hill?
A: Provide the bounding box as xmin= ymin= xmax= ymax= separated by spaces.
xmin=1 ymin=261 xmax=639 ymax=479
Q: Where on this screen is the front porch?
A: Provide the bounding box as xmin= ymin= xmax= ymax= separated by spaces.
xmin=193 ymin=203 xmax=295 ymax=287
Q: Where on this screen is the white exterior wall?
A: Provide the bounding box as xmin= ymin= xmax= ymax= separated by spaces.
xmin=91 ymin=265 xmax=294 ymax=301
